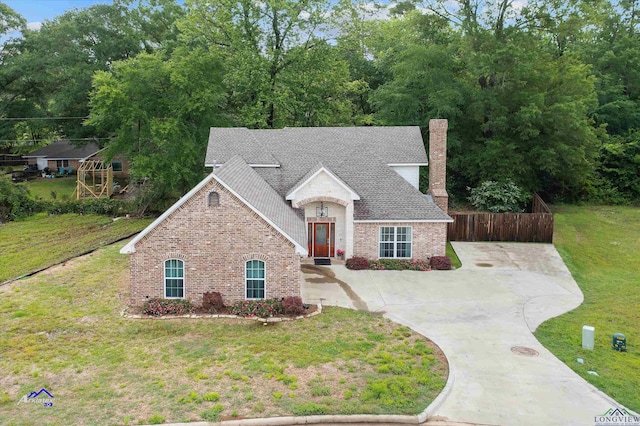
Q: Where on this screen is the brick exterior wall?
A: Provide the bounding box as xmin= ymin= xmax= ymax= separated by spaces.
xmin=427 ymin=119 xmax=449 ymax=213
xmin=353 ymin=222 xmax=448 ymax=259
xmin=128 ymin=178 xmax=301 ymax=307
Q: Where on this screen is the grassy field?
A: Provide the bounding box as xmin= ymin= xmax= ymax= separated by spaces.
xmin=0 ymin=173 xmax=77 ymax=201
xmin=535 ymin=205 xmax=640 ymax=412
xmin=0 ymin=213 xmax=152 ymax=282
xmin=26 ymin=177 xmax=77 ymax=200
xmin=0 ymin=243 xmax=447 ymax=425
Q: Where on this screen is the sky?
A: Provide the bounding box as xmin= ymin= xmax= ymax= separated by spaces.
xmin=6 ymin=0 xmax=109 ymax=30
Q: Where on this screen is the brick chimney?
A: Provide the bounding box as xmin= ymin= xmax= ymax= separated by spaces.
xmin=427 ymin=119 xmax=448 ymax=213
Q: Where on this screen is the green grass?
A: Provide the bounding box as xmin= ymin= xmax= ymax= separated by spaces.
xmin=0 ymin=242 xmax=447 ymax=425
xmin=446 ymin=242 xmax=462 ymax=269
xmin=26 ymin=177 xmax=78 ymax=200
xmin=0 ymin=213 xmax=152 ymax=282
xmin=535 ymin=205 xmax=640 ymax=412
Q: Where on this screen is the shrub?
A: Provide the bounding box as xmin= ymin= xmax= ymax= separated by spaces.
xmin=368 ymin=259 xmax=430 ymax=271
xmin=202 ymin=291 xmax=224 ymax=313
xmin=229 ymin=299 xmax=283 ymax=317
xmin=37 ymin=198 xmax=133 ymax=217
xmin=142 ymin=298 xmax=195 ymax=316
xmin=283 ymin=296 xmax=304 ymax=315
xmin=345 ymin=256 xmax=369 ymax=270
xmin=467 ymin=179 xmax=529 ymax=213
xmin=0 ymin=180 xmax=37 ymax=222
xmin=430 ymin=256 xmax=452 ymax=270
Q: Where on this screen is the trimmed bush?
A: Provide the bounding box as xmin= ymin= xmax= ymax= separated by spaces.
xmin=202 ymin=291 xmax=224 ymax=313
xmin=345 ymin=256 xmax=369 ymax=270
xmin=142 ymin=298 xmax=195 ymax=316
xmin=369 ymin=259 xmax=430 ymax=271
xmin=283 ymin=296 xmax=304 ymax=315
xmin=430 ymin=256 xmax=452 ymax=270
xmin=230 ymin=299 xmax=284 ymax=317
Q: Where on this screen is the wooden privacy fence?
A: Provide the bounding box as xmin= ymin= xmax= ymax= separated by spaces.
xmin=448 ymin=193 xmax=554 ymax=243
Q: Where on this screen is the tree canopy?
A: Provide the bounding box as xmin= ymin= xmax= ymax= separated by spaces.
xmin=2 ymin=0 xmax=639 ymax=205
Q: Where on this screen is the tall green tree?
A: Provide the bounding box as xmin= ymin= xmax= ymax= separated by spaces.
xmin=368 ymin=2 xmax=600 ymax=199
xmin=86 ymin=47 xmax=230 ymax=204
xmin=180 ymin=0 xmax=354 ymax=128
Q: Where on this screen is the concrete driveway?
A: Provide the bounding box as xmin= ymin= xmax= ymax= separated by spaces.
xmin=301 ymin=242 xmax=631 ymax=426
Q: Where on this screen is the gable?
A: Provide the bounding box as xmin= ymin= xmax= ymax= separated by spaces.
xmin=286 ymin=164 xmax=359 ymax=206
xmin=121 ymin=157 xmax=308 ymax=255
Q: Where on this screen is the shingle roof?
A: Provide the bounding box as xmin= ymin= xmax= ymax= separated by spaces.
xmin=214 ymin=155 xmax=307 ymax=249
xmin=23 ymin=140 xmax=101 ymax=159
xmin=206 ymin=127 xmax=450 ymax=222
xmin=205 ymin=128 xmax=279 ymax=166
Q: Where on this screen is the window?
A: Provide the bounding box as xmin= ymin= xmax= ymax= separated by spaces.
xmin=208 ymin=191 xmax=220 ymax=207
xmin=164 ymin=259 xmax=184 ymax=298
xmin=245 ymin=260 xmax=265 ymax=299
xmin=379 ymin=226 xmax=412 ymax=258
xmin=112 ymin=161 xmax=123 ymax=172
xmin=56 ymin=160 xmax=69 ymax=168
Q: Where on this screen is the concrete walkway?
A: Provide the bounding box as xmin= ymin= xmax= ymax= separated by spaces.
xmin=301 ymin=242 xmax=631 ymax=426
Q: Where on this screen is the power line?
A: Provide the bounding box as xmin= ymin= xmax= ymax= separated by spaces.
xmin=0 ymin=137 xmax=112 ymax=143
xmin=0 ymin=116 xmax=88 ymax=121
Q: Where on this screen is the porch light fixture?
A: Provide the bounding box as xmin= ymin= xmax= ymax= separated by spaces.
xmin=316 ymin=202 xmax=329 ymax=217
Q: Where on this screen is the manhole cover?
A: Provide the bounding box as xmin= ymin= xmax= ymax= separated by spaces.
xmin=475 ymin=262 xmax=493 ymax=267
xmin=511 ymin=346 xmax=539 ymax=357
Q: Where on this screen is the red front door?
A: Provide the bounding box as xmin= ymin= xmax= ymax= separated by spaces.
xmin=314 ymin=223 xmax=329 ymax=257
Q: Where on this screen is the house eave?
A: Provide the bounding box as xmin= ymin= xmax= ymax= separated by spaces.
xmin=205 ymin=163 xmax=281 ymax=168
xmin=354 ymin=219 xmax=453 ymax=223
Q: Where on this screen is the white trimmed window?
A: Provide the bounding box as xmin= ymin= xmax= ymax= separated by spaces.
xmin=245 ymin=260 xmax=265 ymax=299
xmin=164 ymin=259 xmax=184 ymax=298
xmin=379 ymin=226 xmax=412 ymax=258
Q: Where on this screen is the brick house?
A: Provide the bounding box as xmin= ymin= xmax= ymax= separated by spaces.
xmin=121 ymin=120 xmax=452 ymax=307
xmin=23 ymin=140 xmax=101 ymax=173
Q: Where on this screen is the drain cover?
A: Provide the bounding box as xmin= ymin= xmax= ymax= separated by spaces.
xmin=511 ymin=346 xmax=539 ymax=357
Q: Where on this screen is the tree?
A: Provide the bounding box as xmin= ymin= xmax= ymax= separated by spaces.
xmin=181 ymin=0 xmax=353 ymax=128
xmin=86 ymin=47 xmax=230 ymax=206
xmin=367 ymin=3 xmax=600 ymax=199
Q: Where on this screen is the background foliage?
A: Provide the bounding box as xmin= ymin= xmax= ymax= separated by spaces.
xmin=1 ymin=0 xmax=640 ymax=204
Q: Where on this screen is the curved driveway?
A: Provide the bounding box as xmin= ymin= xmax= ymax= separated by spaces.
xmin=301 ymin=242 xmax=632 ymax=426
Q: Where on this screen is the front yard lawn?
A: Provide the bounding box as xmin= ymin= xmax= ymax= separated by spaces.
xmin=0 ymin=213 xmax=152 ymax=283
xmin=0 ymin=242 xmax=447 ymax=425
xmin=535 ymin=205 xmax=640 ymax=412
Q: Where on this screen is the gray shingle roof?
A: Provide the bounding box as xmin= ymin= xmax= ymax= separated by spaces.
xmin=214 ymin=155 xmax=307 ymax=249
xmin=205 ymin=128 xmax=279 ymax=166
xmin=207 ymin=127 xmax=450 ymax=222
xmin=23 ymin=140 xmax=101 ymax=159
